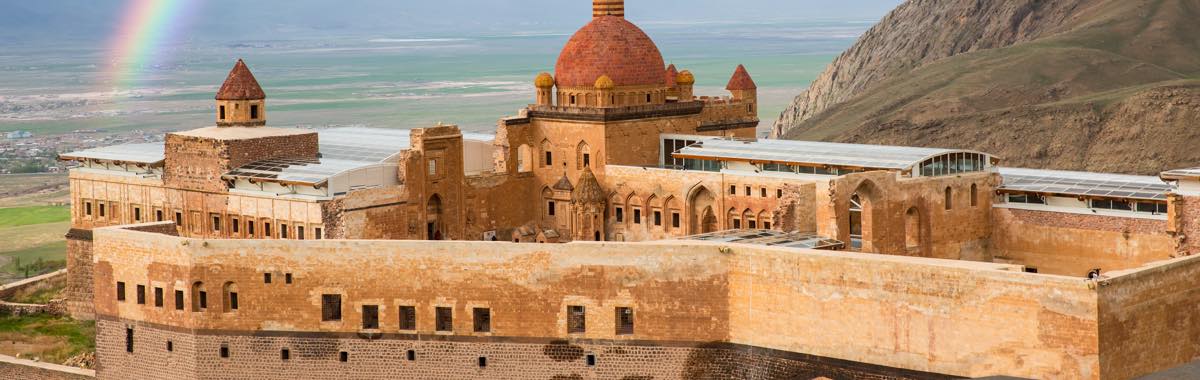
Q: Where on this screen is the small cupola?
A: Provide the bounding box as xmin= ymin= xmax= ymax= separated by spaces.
xmin=215 ymin=59 xmax=267 ymax=127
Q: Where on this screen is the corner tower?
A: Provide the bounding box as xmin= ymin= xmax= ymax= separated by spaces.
xmin=215 ymin=59 xmax=267 ymax=127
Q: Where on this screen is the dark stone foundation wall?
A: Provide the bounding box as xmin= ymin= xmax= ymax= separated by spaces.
xmin=96 ymin=318 xmax=958 ymax=380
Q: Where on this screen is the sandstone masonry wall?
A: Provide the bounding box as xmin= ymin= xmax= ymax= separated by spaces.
xmin=1097 ymin=254 xmax=1200 ymax=380
xmin=991 ymin=208 xmax=1174 ymax=276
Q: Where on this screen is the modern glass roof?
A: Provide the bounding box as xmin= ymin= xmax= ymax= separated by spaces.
xmin=998 ymin=167 xmax=1171 ymax=201
xmin=317 ymin=127 xmax=411 ymax=162
xmin=673 ymin=138 xmax=992 ymax=171
xmin=59 ymin=143 xmax=165 ymax=165
xmin=681 ymin=229 xmax=844 ymax=250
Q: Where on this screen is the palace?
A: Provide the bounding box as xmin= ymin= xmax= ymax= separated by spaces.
xmin=59 ymin=1 xmax=1200 ymax=379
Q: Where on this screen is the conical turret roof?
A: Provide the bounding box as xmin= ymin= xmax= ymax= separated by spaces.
xmin=572 ymin=167 xmax=606 ymax=204
xmin=216 ymin=59 xmax=266 ymax=101
xmin=725 ymin=64 xmax=757 ymax=91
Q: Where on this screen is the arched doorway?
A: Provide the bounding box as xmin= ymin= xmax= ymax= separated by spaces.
xmin=687 ymin=186 xmax=716 ymax=235
xmin=847 ymin=180 xmax=878 ymax=252
xmin=427 ymin=194 xmax=443 ymax=240
xmin=849 ymin=193 xmax=864 ymax=250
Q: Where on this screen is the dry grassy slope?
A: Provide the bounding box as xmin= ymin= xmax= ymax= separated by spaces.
xmin=777 ymin=0 xmax=1200 ymax=175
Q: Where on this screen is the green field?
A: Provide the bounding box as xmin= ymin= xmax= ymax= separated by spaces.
xmin=0 ymin=314 xmax=95 ymax=365
xmin=0 ymin=205 xmax=70 ymax=228
xmin=0 ymin=241 xmax=67 ymax=279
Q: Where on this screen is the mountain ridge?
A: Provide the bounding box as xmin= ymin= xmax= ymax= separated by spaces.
xmin=774 ymin=0 xmax=1200 ymax=175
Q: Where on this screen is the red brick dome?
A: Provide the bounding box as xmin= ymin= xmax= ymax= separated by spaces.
xmin=555 ymin=16 xmax=666 ymax=88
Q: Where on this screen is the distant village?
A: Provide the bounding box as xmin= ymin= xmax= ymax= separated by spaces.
xmin=0 ymin=129 xmax=161 ymax=174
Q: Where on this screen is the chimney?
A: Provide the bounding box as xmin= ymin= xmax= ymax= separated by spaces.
xmin=593 ymin=0 xmax=624 ymax=18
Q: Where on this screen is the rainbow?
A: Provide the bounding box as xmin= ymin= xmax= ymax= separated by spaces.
xmin=106 ymin=0 xmax=199 ymax=89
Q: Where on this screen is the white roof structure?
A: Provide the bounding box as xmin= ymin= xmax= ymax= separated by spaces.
xmin=59 ymin=143 xmax=165 ymax=166
xmin=681 ymin=229 xmax=844 ymax=250
xmin=673 ymin=138 xmax=994 ymax=172
xmin=998 ymin=167 xmax=1171 ymax=202
xmin=1161 ymin=167 xmax=1200 ymax=181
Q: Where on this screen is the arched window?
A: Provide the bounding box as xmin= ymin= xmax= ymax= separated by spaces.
xmin=191 ymin=282 xmax=207 ymax=312
xmin=729 ymin=208 xmax=741 ymax=229
xmin=516 ymin=144 xmax=532 ymax=173
xmin=970 ymin=184 xmax=979 ymax=207
xmin=222 ymin=282 xmax=239 ymax=312
xmin=849 ymin=194 xmax=864 ymax=249
xmin=945 ymin=187 xmax=953 ymax=211
xmin=577 ymin=141 xmax=591 ymax=169
xmin=541 ymin=139 xmax=554 ymax=168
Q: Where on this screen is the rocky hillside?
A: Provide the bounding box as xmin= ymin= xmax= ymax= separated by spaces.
xmin=774 ymin=0 xmax=1200 ymax=175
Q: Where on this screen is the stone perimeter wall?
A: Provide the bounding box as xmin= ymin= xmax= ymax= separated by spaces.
xmin=90 ymin=224 xmax=1127 ymax=379
xmin=1098 ymin=254 xmax=1200 ymax=380
xmin=0 ymin=355 xmax=93 ymax=380
xmin=990 ymin=208 xmax=1175 ymax=276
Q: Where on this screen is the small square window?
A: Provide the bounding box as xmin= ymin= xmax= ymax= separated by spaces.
xmin=407 ymin=350 xmax=416 ymax=361
xmin=436 ymin=307 xmax=453 ymax=332
xmin=285 ymin=273 xmax=293 ymax=284
xmin=586 ymin=354 xmax=596 ymax=366
xmin=729 ymin=186 xmax=736 ymax=195
xmin=339 ymin=351 xmax=348 ymax=362
xmin=777 ymin=189 xmax=784 ymax=198
xmin=478 ymin=356 xmax=488 ymax=368
xmin=315 ymin=228 xmax=323 ymax=240
xmin=220 ymin=344 xmax=229 ymax=358
xmin=264 ymin=273 xmax=272 ymax=284
xmin=473 ymin=308 xmax=491 ymax=333
xmin=156 ymin=210 xmax=164 ymax=222
xmin=615 ymin=307 xmax=634 ymax=335
xmin=568 ymin=305 xmax=586 ymax=334
xmin=322 ymin=294 xmax=342 ymax=321
xmin=399 ymin=306 xmax=417 ymax=330
xmin=281 ymin=348 xmax=290 ymax=360
xmin=362 ymin=305 xmax=380 ymax=329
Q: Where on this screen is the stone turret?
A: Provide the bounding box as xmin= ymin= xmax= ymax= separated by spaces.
xmin=535 ymin=72 xmax=555 ymax=106
xmin=676 ymin=70 xmax=695 ymax=101
xmin=726 ymin=64 xmax=758 ymax=113
xmin=215 ymin=59 xmax=267 ymax=127
xmin=572 ymin=167 xmax=607 ymax=241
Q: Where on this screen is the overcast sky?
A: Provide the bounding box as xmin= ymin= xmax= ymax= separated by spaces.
xmin=1 ymin=0 xmax=906 ymax=41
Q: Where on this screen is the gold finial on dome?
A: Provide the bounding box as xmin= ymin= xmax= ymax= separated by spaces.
xmin=594 ymin=75 xmax=615 ymax=90
xmin=535 ymin=72 xmax=555 ymax=88
xmin=676 ymin=70 xmax=696 ymax=85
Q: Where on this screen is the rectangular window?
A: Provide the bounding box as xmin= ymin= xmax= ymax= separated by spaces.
xmin=212 ymin=215 xmax=221 ymax=232
xmin=229 ymin=292 xmax=239 ymax=310
xmin=428 ymin=159 xmax=438 ymax=176
xmin=85 ymin=202 xmax=92 ymax=216
xmin=407 ymin=350 xmax=416 ymax=361
xmin=340 ymin=352 xmax=349 ymax=362
xmin=116 ymin=282 xmax=126 ymax=301
xmin=199 ymin=290 xmax=208 ymax=309
xmin=616 ymin=207 xmax=624 ymax=222
xmin=219 ymin=105 xmax=226 ymax=120
xmin=436 ymin=307 xmax=453 ymax=332
xmin=281 ymin=349 xmax=290 ymax=360
xmin=134 ymin=207 xmax=142 ymax=222
xmin=1006 ymin=194 xmax=1047 ymax=205
xmin=745 ymin=186 xmax=751 ymax=196
xmin=174 ymin=290 xmax=184 ymax=310
xmin=126 ymin=327 xmax=134 ymax=353
xmin=232 ymin=218 xmax=240 ymax=234
xmin=548 ymin=201 xmax=556 ymax=216
xmin=174 ymin=212 xmax=183 ymax=226
xmin=729 ymin=185 xmax=736 ymax=195
xmin=99 ymin=203 xmax=106 ymax=217
xmin=315 ymin=228 xmax=323 ymax=240
xmin=264 ymin=222 xmax=272 ymax=237
xmin=583 ymin=153 xmax=590 ymax=167
xmin=297 ymin=226 xmax=305 ymax=240
xmin=154 ymin=287 xmax=163 ymax=307
xmin=479 ymin=356 xmax=488 ymax=368
xmin=362 ymin=305 xmax=379 ymax=329
xmin=322 ymin=294 xmax=342 ymax=321
xmin=167 ymin=341 xmax=173 ymax=352
xmin=634 ymin=209 xmax=641 ymax=224
xmin=545 ymin=151 xmax=553 ymax=166
xmin=777 ymin=189 xmax=784 ymax=198
xmin=473 ymin=308 xmax=491 ymax=333
xmin=264 ymin=273 xmax=272 ymax=284
xmin=764 ymin=221 xmax=771 ymax=230
xmin=761 ymin=188 xmax=767 ymax=198
xmin=654 ymin=211 xmax=662 ymax=226
xmin=399 ymin=306 xmax=417 ymax=330
xmin=156 ymin=210 xmax=164 ymax=222
xmin=616 ymin=307 xmax=634 ymax=335
xmin=733 ymin=219 xmax=741 ymax=229
xmin=250 ymin=104 xmax=259 ymax=119
xmin=285 ymin=273 xmax=293 ymax=284
xmin=749 ymin=220 xmax=757 ymax=229
xmin=136 ymin=285 xmax=146 ymax=305
xmin=220 ymin=344 xmax=229 ymax=358
xmin=281 ymin=224 xmax=289 ymax=239
xmin=568 ymin=305 xmax=586 ymax=333
xmin=247 ymin=221 xmax=256 ymax=236
xmin=672 ymin=212 xmax=680 ymax=228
